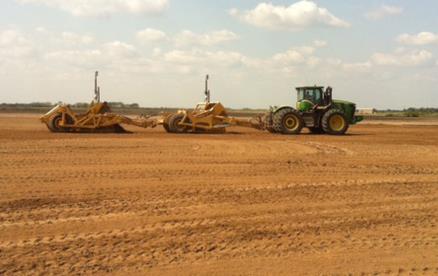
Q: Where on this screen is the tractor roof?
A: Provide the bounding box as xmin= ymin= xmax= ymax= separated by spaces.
xmin=296 ymin=86 xmax=324 ymax=90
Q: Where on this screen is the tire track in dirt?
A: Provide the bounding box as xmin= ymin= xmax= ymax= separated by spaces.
xmin=1 ymin=213 xmax=437 ymax=274
xmin=1 ymin=179 xmax=436 ymax=223
xmin=1 ymin=118 xmax=438 ymax=274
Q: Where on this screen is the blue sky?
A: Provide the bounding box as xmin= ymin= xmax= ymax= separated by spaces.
xmin=0 ymin=0 xmax=437 ymax=109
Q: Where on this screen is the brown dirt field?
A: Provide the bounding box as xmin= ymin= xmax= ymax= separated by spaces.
xmin=1 ymin=114 xmax=438 ymax=275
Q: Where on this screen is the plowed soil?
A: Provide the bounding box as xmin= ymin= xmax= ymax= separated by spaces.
xmin=1 ymin=114 xmax=438 ymax=275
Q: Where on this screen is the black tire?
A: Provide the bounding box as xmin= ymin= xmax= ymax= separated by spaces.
xmin=321 ymin=109 xmax=349 ymax=135
xmin=308 ymin=127 xmax=325 ymax=134
xmin=46 ymin=118 xmax=58 ymax=132
xmin=167 ymin=113 xmax=187 ymax=133
xmin=162 ymin=116 xmax=171 ymax=133
xmin=272 ymin=108 xmax=304 ymax=135
xmin=266 ymin=126 xmax=276 ymax=133
xmin=48 ymin=114 xmax=69 ymax=132
xmin=162 ymin=122 xmax=170 ymax=132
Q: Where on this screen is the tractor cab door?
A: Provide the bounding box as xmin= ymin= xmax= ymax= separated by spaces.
xmin=323 ymin=87 xmax=333 ymax=106
xmin=296 ymin=87 xmax=324 ymax=112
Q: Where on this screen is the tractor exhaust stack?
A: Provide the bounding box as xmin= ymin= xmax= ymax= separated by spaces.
xmin=204 ymin=74 xmax=210 ymax=104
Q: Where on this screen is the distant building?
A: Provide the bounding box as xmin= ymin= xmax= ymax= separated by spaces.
xmin=109 ymin=102 xmax=124 ymax=108
xmin=356 ymin=108 xmax=376 ymax=115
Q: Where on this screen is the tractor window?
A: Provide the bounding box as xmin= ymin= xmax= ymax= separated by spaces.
xmin=298 ymin=89 xmax=321 ymax=104
xmin=305 ymin=90 xmax=314 ymax=102
xmin=312 ymin=90 xmax=322 ymax=103
xmin=297 ymin=90 xmax=304 ymax=101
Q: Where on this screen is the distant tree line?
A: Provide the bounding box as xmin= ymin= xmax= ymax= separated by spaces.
xmin=378 ymin=108 xmax=438 ymax=112
xmin=377 ymin=107 xmax=438 ymax=117
xmin=0 ymin=102 xmax=140 ymax=109
xmin=0 ymin=102 xmax=176 ymax=116
xmin=1 ymin=103 xmax=438 ymax=117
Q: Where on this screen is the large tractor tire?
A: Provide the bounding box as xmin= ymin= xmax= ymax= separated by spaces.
xmin=167 ymin=113 xmax=187 ymax=133
xmin=266 ymin=126 xmax=276 ymax=133
xmin=47 ymin=114 xmax=71 ymax=132
xmin=308 ymin=127 xmax=325 ymax=134
xmin=162 ymin=115 xmax=171 ymax=133
xmin=322 ymin=109 xmax=349 ymax=135
xmin=272 ymin=108 xmax=304 ymax=135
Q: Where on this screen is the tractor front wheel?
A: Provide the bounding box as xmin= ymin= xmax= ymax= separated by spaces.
xmin=273 ymin=108 xmax=304 ymax=135
xmin=322 ymin=109 xmax=349 ymax=135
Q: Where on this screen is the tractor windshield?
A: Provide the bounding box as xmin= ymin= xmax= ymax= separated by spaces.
xmin=297 ymin=88 xmax=322 ymax=104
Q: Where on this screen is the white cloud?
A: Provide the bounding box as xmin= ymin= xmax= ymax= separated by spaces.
xmin=268 ymin=45 xmax=324 ymax=73
xmin=342 ymin=62 xmax=372 ymax=72
xmin=35 ymin=27 xmax=48 ymax=33
xmin=174 ymin=30 xmax=239 ymax=47
xmin=313 ymin=40 xmax=327 ymax=48
xmin=371 ymin=49 xmax=433 ymax=66
xmin=0 ymin=29 xmax=28 ymax=47
xmin=306 ymin=56 xmax=320 ymax=67
xmin=44 ymin=41 xmax=139 ymax=68
xmin=163 ymin=49 xmax=247 ymax=68
xmin=164 ymin=50 xmax=202 ymax=64
xmin=269 ymin=45 xmax=373 ymax=73
xmin=272 ymin=47 xmax=314 ymax=65
xmin=45 ymin=49 xmax=103 ymax=68
xmin=135 ymin=28 xmax=239 ymax=47
xmin=365 ymin=5 xmax=403 ymax=20
xmin=397 ymin=32 xmax=438 ymax=45
xmin=102 ymin=41 xmax=139 ymax=59
xmin=205 ymin=51 xmax=249 ymax=67
xmin=230 ymin=1 xmax=349 ymax=31
xmin=0 ymin=27 xmax=245 ymax=76
xmin=61 ymin=32 xmax=94 ymax=45
xmin=16 ymin=0 xmax=169 ymax=17
xmin=0 ymin=29 xmax=35 ymax=59
xmin=152 ymin=47 xmax=162 ymax=56
xmin=314 ymin=58 xmax=373 ymax=74
xmin=33 ymin=28 xmax=96 ymax=48
xmin=0 ymin=28 xmax=100 ymax=72
xmin=136 ymin=28 xmax=168 ymax=43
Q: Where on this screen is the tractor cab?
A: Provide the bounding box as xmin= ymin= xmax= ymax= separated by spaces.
xmin=296 ymin=86 xmax=332 ymax=112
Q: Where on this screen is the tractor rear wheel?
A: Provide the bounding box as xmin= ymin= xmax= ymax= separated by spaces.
xmin=266 ymin=126 xmax=276 ymax=133
xmin=272 ymin=108 xmax=304 ymax=135
xmin=167 ymin=113 xmax=187 ymax=133
xmin=322 ymin=109 xmax=349 ymax=135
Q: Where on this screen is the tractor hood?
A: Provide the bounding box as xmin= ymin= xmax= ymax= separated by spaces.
xmin=333 ymin=99 xmax=355 ymax=106
xmin=332 ymin=99 xmax=360 ymax=124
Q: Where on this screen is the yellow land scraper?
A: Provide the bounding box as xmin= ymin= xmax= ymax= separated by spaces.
xmin=163 ymin=75 xmax=265 ymax=133
xmin=40 ymin=72 xmax=158 ymax=133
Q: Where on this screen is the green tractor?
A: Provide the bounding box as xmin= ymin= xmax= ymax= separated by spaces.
xmin=265 ymin=86 xmax=363 ymax=135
